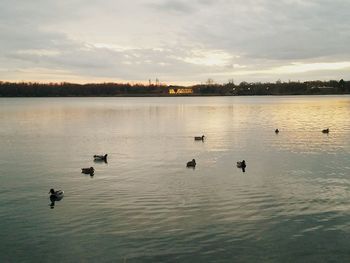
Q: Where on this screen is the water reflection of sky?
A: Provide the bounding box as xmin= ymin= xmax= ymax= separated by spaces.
xmin=1 ymin=96 xmax=350 ymax=262
xmin=1 ymin=96 xmax=350 ymax=162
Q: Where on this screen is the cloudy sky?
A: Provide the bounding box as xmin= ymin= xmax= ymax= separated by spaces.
xmin=1 ymin=0 xmax=349 ymax=85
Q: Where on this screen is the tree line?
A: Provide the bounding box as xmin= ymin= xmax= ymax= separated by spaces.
xmin=0 ymin=79 xmax=349 ymax=97
xmin=0 ymin=82 xmax=168 ymax=97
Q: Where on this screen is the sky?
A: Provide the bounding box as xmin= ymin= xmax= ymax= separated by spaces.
xmin=1 ymin=0 xmax=350 ymax=85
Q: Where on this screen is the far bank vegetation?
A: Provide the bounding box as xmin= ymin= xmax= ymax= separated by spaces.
xmin=0 ymin=79 xmax=349 ymax=97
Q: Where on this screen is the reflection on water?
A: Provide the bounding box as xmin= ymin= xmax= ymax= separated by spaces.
xmin=49 ymin=194 xmax=63 ymax=209
xmin=0 ymin=96 xmax=350 ymax=262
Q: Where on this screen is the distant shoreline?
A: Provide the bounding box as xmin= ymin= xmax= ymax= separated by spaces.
xmin=1 ymin=94 xmax=350 ymax=98
xmin=0 ymin=80 xmax=349 ymax=97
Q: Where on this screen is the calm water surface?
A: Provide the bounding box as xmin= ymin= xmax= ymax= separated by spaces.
xmin=1 ymin=96 xmax=350 ymax=262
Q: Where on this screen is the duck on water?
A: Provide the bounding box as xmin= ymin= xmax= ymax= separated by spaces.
xmin=187 ymin=159 xmax=196 ymax=168
xmin=237 ymin=160 xmax=246 ymax=172
xmin=49 ymin=188 xmax=64 ymax=198
xmin=48 ymin=188 xmax=64 ymax=208
xmin=82 ymin=167 xmax=95 ymax=175
xmin=94 ymin=154 xmax=108 ymax=162
xmin=194 ymin=135 xmax=205 ymax=141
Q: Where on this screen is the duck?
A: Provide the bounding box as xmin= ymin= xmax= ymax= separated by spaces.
xmin=49 ymin=188 xmax=64 ymax=208
xmin=186 ymin=159 xmax=196 ymax=168
xmin=322 ymin=128 xmax=329 ymax=134
xmin=82 ymin=167 xmax=95 ymax=174
xmin=194 ymin=135 xmax=205 ymax=141
xmin=94 ymin=154 xmax=108 ymax=162
xmin=48 ymin=188 xmax=64 ymax=199
xmin=237 ymin=160 xmax=246 ymax=169
xmin=275 ymin=129 xmax=279 ymax=134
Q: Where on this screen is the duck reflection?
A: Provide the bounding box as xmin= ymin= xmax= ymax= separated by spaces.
xmin=93 ymin=158 xmax=107 ymax=164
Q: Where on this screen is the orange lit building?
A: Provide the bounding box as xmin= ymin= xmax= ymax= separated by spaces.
xmin=168 ymin=88 xmax=193 ymax=95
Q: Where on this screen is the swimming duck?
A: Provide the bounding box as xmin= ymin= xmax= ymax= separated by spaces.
xmin=94 ymin=154 xmax=108 ymax=162
xmin=82 ymin=167 xmax=95 ymax=174
xmin=322 ymin=128 xmax=329 ymax=134
xmin=194 ymin=135 xmax=205 ymax=141
xmin=49 ymin=188 xmax=64 ymax=208
xmin=48 ymin=188 xmax=64 ymax=199
xmin=275 ymin=129 xmax=279 ymax=134
xmin=186 ymin=159 xmax=196 ymax=168
xmin=237 ymin=160 xmax=246 ymax=168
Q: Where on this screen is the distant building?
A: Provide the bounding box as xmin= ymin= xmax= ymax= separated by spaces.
xmin=168 ymin=88 xmax=193 ymax=95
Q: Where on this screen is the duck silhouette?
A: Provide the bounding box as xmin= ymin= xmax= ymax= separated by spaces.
xmin=82 ymin=167 xmax=95 ymax=175
xmin=186 ymin=159 xmax=196 ymax=168
xmin=48 ymin=189 xmax=64 ymax=209
xmin=237 ymin=160 xmax=246 ymax=172
xmin=94 ymin=154 xmax=108 ymax=163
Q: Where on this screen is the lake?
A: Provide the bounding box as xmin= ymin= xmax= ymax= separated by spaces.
xmin=0 ymin=96 xmax=350 ymax=262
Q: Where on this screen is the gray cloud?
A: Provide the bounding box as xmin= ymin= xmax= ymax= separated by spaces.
xmin=1 ymin=0 xmax=350 ymax=84
xmin=147 ymin=0 xmax=196 ymax=14
xmin=186 ymin=0 xmax=350 ymax=61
